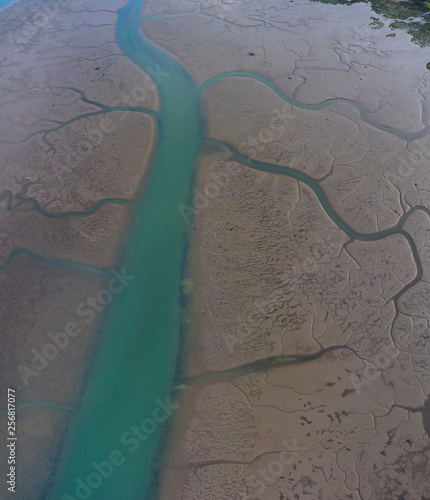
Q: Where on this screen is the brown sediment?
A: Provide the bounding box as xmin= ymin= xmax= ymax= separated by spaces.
xmin=159 ymin=149 xmax=430 ymax=499
xmin=177 ymin=153 xmax=229 ymax=379
xmin=420 ymin=395 xmax=430 ymax=438
xmin=145 ymin=0 xmax=430 ymax=496
xmin=0 ymin=0 xmax=158 ymax=497
xmin=156 ymin=152 xmax=214 ymax=495
xmin=157 ymin=382 xmax=206 ymax=500
xmin=0 ymin=407 xmax=73 ymax=500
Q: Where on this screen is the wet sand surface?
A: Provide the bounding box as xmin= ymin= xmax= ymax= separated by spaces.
xmin=0 ymin=1 xmax=156 ymax=498
xmin=1 ymin=0 xmax=430 ymax=499
xmin=150 ymin=1 xmax=430 ymax=499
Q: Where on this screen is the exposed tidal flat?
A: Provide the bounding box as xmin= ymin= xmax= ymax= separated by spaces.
xmin=145 ymin=1 xmax=430 ymax=500
xmin=47 ymin=1 xmax=203 ymax=498
xmin=0 ymin=0 xmax=167 ymax=498
xmin=1 ymin=1 xmax=430 ymax=500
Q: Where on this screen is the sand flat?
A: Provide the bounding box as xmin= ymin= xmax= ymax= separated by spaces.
xmin=154 ymin=0 xmax=430 ymax=498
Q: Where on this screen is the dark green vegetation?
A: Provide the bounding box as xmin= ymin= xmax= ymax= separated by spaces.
xmin=369 ymin=16 xmax=384 ymax=28
xmin=311 ymin=0 xmax=430 ymax=46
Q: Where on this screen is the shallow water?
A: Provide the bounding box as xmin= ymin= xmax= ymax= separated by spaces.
xmin=44 ymin=1 xmax=426 ymax=499
xmin=0 ymin=0 xmax=16 ymax=11
xmin=48 ymin=1 xmax=202 ymax=499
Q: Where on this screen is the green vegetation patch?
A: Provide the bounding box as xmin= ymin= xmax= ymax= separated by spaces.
xmin=369 ymin=16 xmax=384 ymax=28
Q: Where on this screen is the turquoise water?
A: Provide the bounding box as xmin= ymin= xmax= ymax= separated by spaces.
xmin=30 ymin=0 xmax=423 ymax=499
xmin=48 ymin=1 xmax=202 ymax=499
xmin=0 ymin=0 xmax=16 ymax=10
xmin=199 ymin=71 xmax=430 ymax=141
